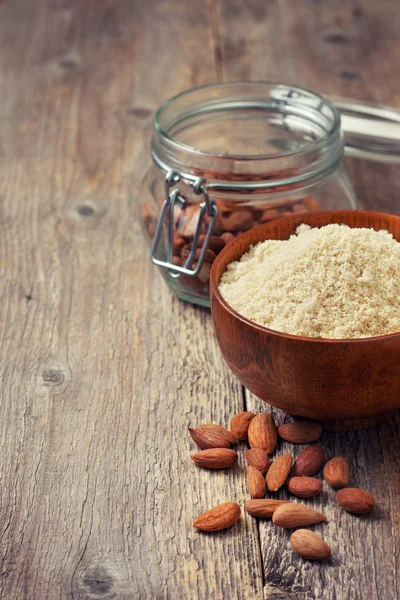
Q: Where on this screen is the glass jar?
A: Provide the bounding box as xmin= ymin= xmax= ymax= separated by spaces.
xmin=139 ymin=82 xmax=359 ymax=306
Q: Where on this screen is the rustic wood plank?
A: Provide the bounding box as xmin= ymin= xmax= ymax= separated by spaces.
xmin=216 ymin=0 xmax=400 ymax=597
xmin=244 ymin=396 xmax=400 ymax=600
xmin=1 ymin=0 xmax=399 ymax=598
xmin=0 ymin=0 xmax=265 ymax=598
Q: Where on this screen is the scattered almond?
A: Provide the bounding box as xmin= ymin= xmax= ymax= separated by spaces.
xmin=230 ymin=411 xmax=256 ymax=440
xmin=247 ymin=466 xmax=267 ymax=499
xmin=286 ymin=477 xmax=322 ymax=498
xmin=245 ymin=499 xmax=290 ymax=518
xmin=323 ymin=457 xmax=349 ymax=489
xmin=290 ymin=446 xmax=325 ymax=477
xmin=266 ymin=454 xmax=293 ymax=491
xmin=272 ymin=503 xmax=327 ymax=528
xmin=336 ymin=488 xmax=375 ymax=514
xmin=248 ymin=413 xmax=277 ymax=454
xmin=245 ymin=448 xmax=270 ymax=475
xmin=190 ymin=448 xmax=238 ymax=469
xmin=278 ymin=421 xmax=322 ymax=444
xmin=290 ymin=529 xmax=332 ymax=560
xmin=201 ymin=423 xmax=237 ymax=442
xmin=193 ymin=502 xmax=241 ymax=531
xmin=188 ymin=424 xmax=237 ymax=449
xmin=188 ymin=412 xmax=375 ymax=556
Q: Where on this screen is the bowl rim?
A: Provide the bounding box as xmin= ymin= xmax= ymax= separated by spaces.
xmin=210 ymin=209 xmax=400 ymax=344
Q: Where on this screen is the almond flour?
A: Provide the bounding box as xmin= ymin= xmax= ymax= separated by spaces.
xmin=218 ymin=223 xmax=400 ymax=339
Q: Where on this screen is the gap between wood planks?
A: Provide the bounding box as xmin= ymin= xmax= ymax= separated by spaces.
xmin=243 ymin=384 xmax=267 ymax=593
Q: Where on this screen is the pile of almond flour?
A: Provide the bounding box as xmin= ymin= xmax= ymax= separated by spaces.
xmin=218 ymin=223 xmax=400 ymax=339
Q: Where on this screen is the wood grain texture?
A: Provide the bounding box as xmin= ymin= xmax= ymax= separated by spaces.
xmin=218 ymin=0 xmax=400 ymax=215
xmin=0 ymin=0 xmax=399 ymax=599
xmin=217 ymin=1 xmax=400 ymax=596
xmin=245 ymin=396 xmax=400 ymax=600
xmin=0 ymin=1 xmax=263 ymax=599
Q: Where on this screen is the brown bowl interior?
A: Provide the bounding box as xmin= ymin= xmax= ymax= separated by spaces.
xmin=210 ymin=210 xmax=400 ymax=425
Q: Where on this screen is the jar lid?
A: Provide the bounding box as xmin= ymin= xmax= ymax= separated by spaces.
xmin=330 ymin=97 xmax=400 ymax=163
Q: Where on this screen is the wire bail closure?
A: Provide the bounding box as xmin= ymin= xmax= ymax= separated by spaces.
xmin=151 ymin=172 xmax=218 ymax=278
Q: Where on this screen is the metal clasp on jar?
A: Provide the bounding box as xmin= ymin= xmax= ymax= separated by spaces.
xmin=151 ymin=171 xmax=218 ymax=278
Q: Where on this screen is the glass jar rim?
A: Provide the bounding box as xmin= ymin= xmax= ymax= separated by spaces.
xmin=151 ymin=81 xmax=344 ymax=189
xmin=153 ymin=80 xmax=341 ymax=160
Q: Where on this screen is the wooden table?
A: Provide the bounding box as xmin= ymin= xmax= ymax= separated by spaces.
xmin=1 ymin=1 xmax=399 ymax=598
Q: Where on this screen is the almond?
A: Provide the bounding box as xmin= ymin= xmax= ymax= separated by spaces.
xmin=220 ymin=210 xmax=253 ymax=232
xmin=192 ymin=261 xmax=211 ymax=283
xmin=323 ymin=457 xmax=349 ymax=489
xmin=278 ymin=421 xmax=322 ymax=444
xmin=172 ymin=235 xmax=186 ymax=255
xmin=247 ymin=466 xmax=267 ymax=499
xmin=190 ymin=448 xmax=238 ymax=469
xmin=179 ymin=208 xmax=202 ymax=239
xmin=336 ymin=488 xmax=375 ymax=514
xmin=181 ymin=245 xmax=217 ymax=263
xmin=286 ymin=477 xmax=322 ymax=498
xmin=221 ymin=232 xmax=235 ymax=245
xmin=266 ymin=454 xmax=293 ymax=491
xmin=205 ymin=212 xmax=224 ymax=235
xmin=230 ymin=411 xmax=256 ymax=440
xmin=245 ymin=499 xmax=290 ymax=518
xmin=272 ymin=503 xmax=327 ymax=528
xmin=200 ymin=423 xmax=238 ymax=440
xmin=261 ymin=208 xmax=281 ymax=223
xmin=248 ymin=414 xmax=277 ymax=454
xmin=292 ymin=203 xmax=307 ymax=215
xmin=193 ymin=502 xmax=241 ymax=531
xmin=290 ymin=446 xmax=325 ymax=477
xmin=245 ymin=448 xmax=270 ymax=475
xmin=290 ymin=529 xmax=332 ymax=560
xmin=198 ymin=234 xmax=226 ymax=253
xmin=188 ymin=424 xmax=237 ymax=449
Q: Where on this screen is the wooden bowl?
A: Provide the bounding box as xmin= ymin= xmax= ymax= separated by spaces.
xmin=210 ymin=211 xmax=400 ymax=431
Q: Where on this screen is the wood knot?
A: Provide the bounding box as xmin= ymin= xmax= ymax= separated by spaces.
xmin=77 ymin=204 xmax=95 ymax=217
xmin=68 ymin=201 xmax=105 ymax=227
xmin=108 ymin=28 xmax=123 ymax=38
xmin=81 ymin=566 xmax=114 ymax=596
xmin=55 ymin=50 xmax=84 ymax=76
xmin=340 ymin=71 xmax=360 ymax=80
xmin=127 ymin=107 xmax=152 ymax=119
xmin=324 ymin=32 xmax=351 ymax=44
xmin=59 ymin=58 xmax=79 ymax=70
xmin=42 ymin=369 xmax=64 ymax=386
